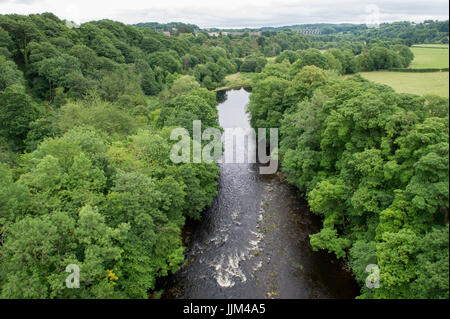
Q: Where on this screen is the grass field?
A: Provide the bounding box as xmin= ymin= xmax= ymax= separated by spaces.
xmin=412 ymin=44 xmax=450 ymax=49
xmin=356 ymin=71 xmax=449 ymax=98
xmin=350 ymin=44 xmax=449 ymax=97
xmin=410 ymin=45 xmax=449 ymax=69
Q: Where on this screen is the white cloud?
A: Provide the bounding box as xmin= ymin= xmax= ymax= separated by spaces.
xmin=0 ymin=0 xmax=448 ymax=28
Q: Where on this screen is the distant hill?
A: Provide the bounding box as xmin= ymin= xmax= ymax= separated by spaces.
xmin=134 ymin=22 xmax=200 ymax=33
xmin=133 ymin=20 xmax=449 ymax=45
xmin=260 ymin=20 xmax=449 ymax=44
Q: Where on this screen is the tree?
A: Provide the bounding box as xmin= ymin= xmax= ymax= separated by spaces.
xmin=164 ymin=93 xmax=219 ymax=132
xmin=0 ymin=85 xmax=41 ymax=149
xmin=38 ymin=54 xmax=81 ymax=101
xmin=356 ymin=46 xmax=404 ymax=71
xmin=147 ymin=51 xmax=182 ymax=74
xmin=140 ymin=36 xmax=162 ymax=54
xmin=285 ymin=65 xmax=328 ymax=105
xmin=0 ymin=163 xmax=31 ymax=227
xmin=0 ymin=26 xmax=14 ymax=53
xmin=412 ymin=225 xmax=449 ymax=299
xmin=248 ymin=76 xmax=290 ymax=129
xmin=275 ymin=50 xmax=300 ymax=64
xmin=271 ymin=67 xmax=449 ymax=298
xmin=291 ymin=48 xmax=329 ymax=72
xmin=240 ymin=55 xmax=267 ymax=73
xmin=0 ymin=15 xmax=41 ymax=65
xmin=393 ymin=44 xmax=414 ymax=67
xmin=0 ymin=55 xmax=24 ymax=90
xmin=324 ymin=51 xmax=343 ymax=74
xmin=0 ymin=207 xmax=128 ymax=299
xmin=103 ymin=170 xmax=184 ymax=298
xmin=328 ymin=49 xmax=358 ymax=74
xmin=51 ymin=100 xmax=139 ymax=139
xmin=168 ymin=75 xmax=201 ymax=98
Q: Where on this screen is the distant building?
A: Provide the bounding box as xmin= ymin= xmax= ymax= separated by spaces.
xmin=163 ymin=31 xmax=171 ymax=36
xmin=223 ymin=31 xmax=243 ymax=36
xmin=211 ymin=31 xmax=262 ymax=37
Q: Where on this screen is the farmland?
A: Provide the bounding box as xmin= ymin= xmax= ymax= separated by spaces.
xmin=356 ymin=71 xmax=449 ymax=97
xmin=410 ymin=44 xmax=449 ymax=69
xmin=354 ymin=44 xmax=449 ymax=97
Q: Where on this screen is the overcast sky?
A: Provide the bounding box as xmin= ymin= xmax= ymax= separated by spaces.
xmin=0 ymin=0 xmax=448 ymax=28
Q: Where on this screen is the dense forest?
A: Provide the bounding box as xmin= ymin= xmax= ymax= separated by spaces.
xmin=248 ymin=63 xmax=449 ymax=299
xmin=0 ymin=12 xmax=448 ymax=298
xmin=0 ymin=13 xmax=226 ymax=298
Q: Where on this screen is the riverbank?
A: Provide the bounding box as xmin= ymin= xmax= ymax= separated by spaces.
xmin=159 ymin=89 xmax=359 ymax=299
xmin=214 ymin=72 xmax=256 ymax=91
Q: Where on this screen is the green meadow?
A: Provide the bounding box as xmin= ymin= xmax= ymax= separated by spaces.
xmin=410 ymin=44 xmax=449 ymax=69
xmin=357 ymin=71 xmax=449 ymax=98
xmin=353 ymin=44 xmax=449 ymax=97
xmin=412 ymin=44 xmax=450 ymax=49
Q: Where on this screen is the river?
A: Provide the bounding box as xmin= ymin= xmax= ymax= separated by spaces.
xmin=164 ymin=88 xmax=360 ymax=299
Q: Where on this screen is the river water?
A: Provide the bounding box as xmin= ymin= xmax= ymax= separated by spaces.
xmin=165 ymin=88 xmax=359 ymax=299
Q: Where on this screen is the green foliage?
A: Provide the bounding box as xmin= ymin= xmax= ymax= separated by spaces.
xmin=1 ymin=12 xmax=447 ymax=300
xmin=356 ymin=45 xmax=413 ymax=71
xmin=0 ymin=163 xmax=31 ymax=228
xmin=328 ymin=48 xmax=358 ymax=74
xmin=1 ymin=123 xmax=219 ymax=298
xmin=251 ymin=59 xmax=449 ymax=299
xmin=0 ymin=13 xmax=228 ymax=299
xmin=51 ymin=100 xmax=139 ymax=139
xmin=162 ymin=89 xmax=219 ymax=133
xmin=193 ymin=61 xmax=229 ymax=89
xmin=411 ymin=225 xmax=449 ymax=299
xmin=249 ymin=65 xmax=328 ymax=130
xmin=168 ymin=75 xmax=201 ymax=98
xmin=240 ymin=55 xmax=267 ymax=73
xmin=287 ymin=21 xmax=448 ymax=47
xmin=275 ymin=50 xmax=300 ymax=64
xmin=0 ymin=207 xmax=128 ymax=298
xmin=292 ymin=48 xmax=329 ymax=71
xmin=0 ymin=55 xmax=24 ymax=90
xmin=248 ymin=76 xmax=290 ymax=129
xmin=310 ymin=227 xmax=351 ymax=259
xmin=0 ymin=85 xmax=41 ymax=150
xmin=37 ymin=53 xmax=81 ymax=100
